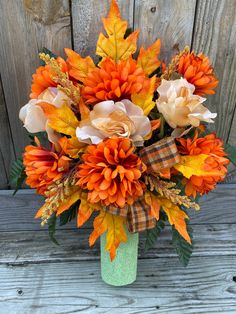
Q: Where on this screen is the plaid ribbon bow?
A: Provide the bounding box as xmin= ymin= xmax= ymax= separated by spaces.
xmin=104 ymin=137 xmax=180 ymax=233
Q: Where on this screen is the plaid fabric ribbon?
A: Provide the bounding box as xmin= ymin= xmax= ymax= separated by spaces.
xmin=139 ymin=136 xmax=180 ymax=173
xmin=104 ymin=198 xmax=156 ymax=233
xmin=104 ymin=137 xmax=180 ymax=232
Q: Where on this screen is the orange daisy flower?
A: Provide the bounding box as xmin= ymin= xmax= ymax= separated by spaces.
xmin=82 ymin=57 xmax=150 ymax=105
xmin=77 ymin=137 xmax=146 ymax=208
xmin=177 ymin=132 xmax=229 ymax=197
xmin=177 ymin=52 xmax=218 ymax=96
xmin=23 ymin=138 xmax=70 ymax=195
xmin=30 ymin=57 xmax=68 ymax=99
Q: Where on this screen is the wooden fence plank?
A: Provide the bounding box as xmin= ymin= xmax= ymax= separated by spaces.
xmin=0 ymin=0 xmax=72 ymax=156
xmin=134 ymin=0 xmax=197 ymax=62
xmin=71 ymin=0 xmax=134 ymax=59
xmin=191 ymin=0 xmax=236 ymax=143
xmin=1 ymin=224 xmax=236 ymax=264
xmin=0 ymin=257 xmax=236 ymax=313
xmin=0 ymin=76 xmax=15 ymax=189
xmin=0 ymin=184 xmax=235 ymax=231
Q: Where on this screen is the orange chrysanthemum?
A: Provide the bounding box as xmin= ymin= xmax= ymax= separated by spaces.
xmin=177 ymin=132 xmax=229 ymax=197
xmin=30 ymin=57 xmax=68 ymax=99
xmin=23 ymin=138 xmax=70 ymax=195
xmin=77 ymin=137 xmax=146 ymax=208
xmin=177 ymin=52 xmax=218 ymax=96
xmin=82 ymin=57 xmax=150 ymax=105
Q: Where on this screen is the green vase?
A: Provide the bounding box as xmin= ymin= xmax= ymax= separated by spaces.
xmin=100 ymin=229 xmax=139 ymax=286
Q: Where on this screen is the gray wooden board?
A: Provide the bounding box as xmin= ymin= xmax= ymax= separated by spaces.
xmin=0 ymin=184 xmax=235 ymax=232
xmin=0 ymin=0 xmax=72 ymax=156
xmin=0 ymin=257 xmax=236 ymax=313
xmin=0 ymin=75 xmax=15 ymax=189
xmin=1 ymin=223 xmax=236 ymax=264
xmin=191 ymin=0 xmax=236 ymax=143
xmin=134 ymin=0 xmax=197 ymax=62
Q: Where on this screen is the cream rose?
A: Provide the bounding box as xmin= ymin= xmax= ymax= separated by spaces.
xmin=156 ymin=78 xmax=217 ymax=128
xmin=76 ymin=99 xmax=151 ymax=146
xmin=19 ymin=87 xmax=72 ymax=143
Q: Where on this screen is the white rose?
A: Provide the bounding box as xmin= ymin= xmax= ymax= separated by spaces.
xmin=19 ymin=87 xmax=72 ymax=143
xmin=156 ymin=78 xmax=217 ymax=128
xmin=76 ymin=99 xmax=151 ymax=146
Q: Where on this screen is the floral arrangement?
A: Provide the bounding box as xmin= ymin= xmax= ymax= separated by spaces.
xmin=12 ymin=0 xmax=234 ymax=280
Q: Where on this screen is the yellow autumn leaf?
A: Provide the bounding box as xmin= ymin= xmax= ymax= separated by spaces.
xmin=131 ymin=75 xmax=157 ymax=115
xmin=159 ymin=197 xmax=191 ymax=244
xmin=96 ymin=0 xmax=139 ymax=62
xmin=137 ymin=39 xmax=161 ymax=76
xmin=65 ymin=48 xmax=96 ymax=83
xmin=40 ymin=103 xmax=79 ymax=137
xmin=174 ymin=154 xmax=224 ymax=179
xmin=89 ymin=209 xmax=127 ymax=261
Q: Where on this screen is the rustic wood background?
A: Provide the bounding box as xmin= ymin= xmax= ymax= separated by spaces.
xmin=0 ymin=1 xmax=236 ymax=313
xmin=0 ymin=0 xmax=236 ymax=189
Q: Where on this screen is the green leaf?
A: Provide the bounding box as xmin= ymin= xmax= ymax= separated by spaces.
xmin=172 ymin=222 xmax=193 ymax=267
xmin=145 ymin=212 xmax=166 ymax=252
xmin=59 ymin=202 xmax=79 ymax=226
xmin=10 ymin=156 xmax=26 ymax=195
xmin=48 ymin=213 xmax=59 ymax=245
xmin=224 ymin=144 xmax=236 ymax=167
xmin=39 ymin=47 xmax=57 ymax=65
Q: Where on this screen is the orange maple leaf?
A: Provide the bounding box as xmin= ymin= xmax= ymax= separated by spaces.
xmin=159 ymin=198 xmax=191 ymax=244
xmin=59 ymin=136 xmax=86 ymax=159
xmin=56 ymin=186 xmax=82 ymax=216
xmin=64 ymin=48 xmax=96 ymax=83
xmin=96 ymin=0 xmax=139 ymax=62
xmin=145 ymin=191 xmax=161 ymax=220
xmin=89 ymin=209 xmax=127 ymax=261
xmin=77 ymin=196 xmax=101 ymax=227
xmin=137 ymin=39 xmax=161 ymax=76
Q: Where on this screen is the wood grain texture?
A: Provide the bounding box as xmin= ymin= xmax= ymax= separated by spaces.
xmin=191 ymin=0 xmax=236 ymax=142
xmin=0 ymin=76 xmax=15 ymax=189
xmin=1 ymin=223 xmax=236 ymax=264
xmin=0 ymin=0 xmax=72 ymax=156
xmin=1 ymin=257 xmax=236 ymax=313
xmin=71 ymin=0 xmax=134 ymax=59
xmin=134 ymin=0 xmax=197 ymax=62
xmin=0 ymin=184 xmax=235 ymax=232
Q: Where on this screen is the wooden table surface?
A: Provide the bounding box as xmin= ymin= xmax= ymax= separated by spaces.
xmin=0 ymin=185 xmax=236 ymax=314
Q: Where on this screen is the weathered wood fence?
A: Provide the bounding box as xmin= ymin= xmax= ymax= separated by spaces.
xmin=0 ymin=0 xmax=235 ymax=189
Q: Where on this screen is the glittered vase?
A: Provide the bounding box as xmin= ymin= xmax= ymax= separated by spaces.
xmin=100 ymin=229 xmax=139 ymax=286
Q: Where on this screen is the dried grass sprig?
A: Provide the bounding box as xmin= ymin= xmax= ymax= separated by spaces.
xmin=40 ymin=169 xmax=79 ymax=226
xmin=145 ymin=175 xmax=200 ymax=210
xmin=39 ymin=53 xmax=80 ymax=104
